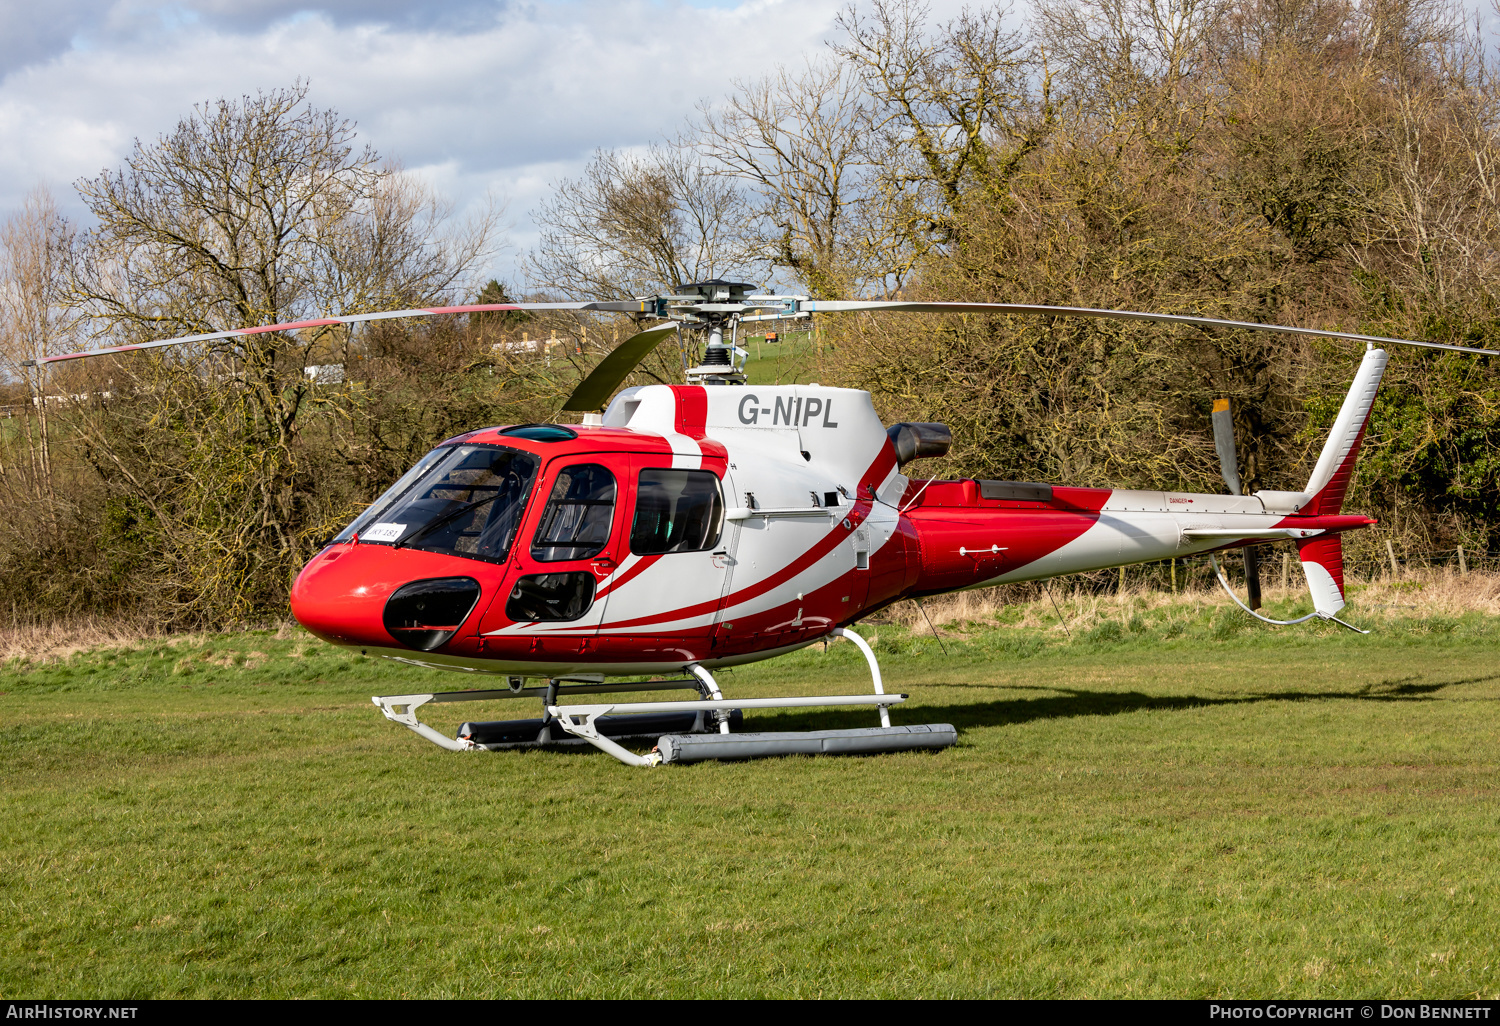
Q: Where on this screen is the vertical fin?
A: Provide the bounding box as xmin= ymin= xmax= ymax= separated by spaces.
xmin=1296 ymin=535 xmax=1346 ymax=615
xmin=1303 ymin=349 xmax=1388 ymax=514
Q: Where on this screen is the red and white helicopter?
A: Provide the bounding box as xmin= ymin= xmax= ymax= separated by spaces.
xmin=33 ymin=281 xmax=1494 ymax=766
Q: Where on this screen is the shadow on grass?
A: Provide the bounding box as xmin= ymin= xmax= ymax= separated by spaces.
xmin=737 ymin=672 xmax=1500 ymax=734
xmin=396 ymin=673 xmax=1500 ymax=757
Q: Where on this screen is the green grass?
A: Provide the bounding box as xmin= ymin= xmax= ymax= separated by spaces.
xmin=742 ymin=334 xmax=822 ymax=386
xmin=2 ymin=604 xmax=1499 ymax=998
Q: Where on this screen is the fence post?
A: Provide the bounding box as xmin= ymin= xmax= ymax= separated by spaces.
xmin=1170 ymin=558 xmax=1177 ymax=594
xmin=1386 ymin=539 xmax=1400 ymax=578
xmin=1281 ymin=552 xmax=1290 ymax=592
xmin=1458 ymin=546 xmax=1468 ymax=575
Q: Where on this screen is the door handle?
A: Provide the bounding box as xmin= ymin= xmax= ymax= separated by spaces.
xmin=591 ymin=557 xmax=616 ymax=571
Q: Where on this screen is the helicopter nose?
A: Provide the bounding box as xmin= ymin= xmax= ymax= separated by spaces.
xmin=289 ymin=544 xmax=488 ymax=650
xmin=289 ymin=545 xmax=397 ymax=646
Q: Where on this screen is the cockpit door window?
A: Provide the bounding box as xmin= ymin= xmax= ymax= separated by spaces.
xmin=530 ymin=463 xmax=616 ymax=562
xmin=482 ymin=461 xmax=626 ymax=631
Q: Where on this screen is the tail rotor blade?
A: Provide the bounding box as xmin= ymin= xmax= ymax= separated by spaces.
xmin=561 ymin=322 xmax=679 ymax=412
xmin=1210 ymin=397 xmax=1264 ymax=610
xmin=1210 ymin=398 xmax=1242 ymax=496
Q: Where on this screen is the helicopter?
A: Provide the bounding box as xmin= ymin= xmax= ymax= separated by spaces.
xmin=31 ymin=280 xmax=1497 ymax=766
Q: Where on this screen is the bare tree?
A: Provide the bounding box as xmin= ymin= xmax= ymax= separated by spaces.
xmin=70 ymin=86 xmax=497 ymax=368
xmin=696 ymin=60 xmax=875 ymax=298
xmin=834 ymin=0 xmax=1047 ymax=264
xmin=526 ymin=144 xmax=755 ymax=300
xmin=0 ymin=187 xmax=75 ymax=519
xmin=60 ymin=84 xmax=501 ymax=621
xmin=1033 ymin=0 xmax=1229 ymax=125
xmin=1211 ymin=0 xmax=1360 ymax=65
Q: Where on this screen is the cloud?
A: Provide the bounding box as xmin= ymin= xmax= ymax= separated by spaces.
xmin=0 ymin=0 xmax=855 ymax=286
xmin=0 ymin=1 xmax=513 ymax=80
xmin=0 ymin=1 xmax=114 ymax=80
xmin=184 ymin=0 xmax=510 ymax=34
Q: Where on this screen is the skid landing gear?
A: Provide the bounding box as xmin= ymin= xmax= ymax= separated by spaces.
xmin=371 ymin=626 xmax=956 ymax=766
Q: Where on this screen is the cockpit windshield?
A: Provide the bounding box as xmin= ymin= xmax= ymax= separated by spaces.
xmin=332 ymin=445 xmax=538 ymax=563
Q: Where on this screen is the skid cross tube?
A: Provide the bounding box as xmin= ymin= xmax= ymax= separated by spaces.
xmin=373 ymin=678 xmax=704 ymax=749
xmin=832 ymin=626 xmax=890 ymax=727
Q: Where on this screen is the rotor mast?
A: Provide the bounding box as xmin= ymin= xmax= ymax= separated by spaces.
xmin=670 ymin=280 xmax=757 ymax=386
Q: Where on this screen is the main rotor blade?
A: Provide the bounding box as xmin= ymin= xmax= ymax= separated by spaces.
xmin=799 ymin=301 xmax=1500 ymax=356
xmin=561 ymin=322 xmax=679 ymax=412
xmin=39 ymin=294 xmax=1492 ymax=368
xmin=22 ymin=299 xmax=655 ymax=367
xmin=1210 ymin=398 xmax=1242 ymax=495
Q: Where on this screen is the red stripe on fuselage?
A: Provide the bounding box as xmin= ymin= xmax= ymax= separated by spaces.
xmin=670 ymin=385 xmax=707 ymax=436
xmin=900 ymin=482 xmax=1109 ymax=587
xmin=594 ymin=553 xmax=663 ymax=600
xmin=599 ymin=501 xmax=870 ymax=632
xmin=906 ymin=508 xmax=1101 ymax=586
xmin=664 ymin=385 xmax=730 ymax=460
xmin=598 ymin=443 xmax=896 ymax=633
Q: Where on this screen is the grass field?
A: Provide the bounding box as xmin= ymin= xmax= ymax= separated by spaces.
xmin=2 ymin=586 xmax=1499 ymax=998
xmin=742 ymin=332 xmax=820 ymax=385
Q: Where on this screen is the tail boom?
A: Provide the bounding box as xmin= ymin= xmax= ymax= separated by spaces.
xmin=902 ymin=482 xmax=1375 ymax=595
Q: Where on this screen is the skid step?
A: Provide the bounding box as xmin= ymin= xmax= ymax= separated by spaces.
xmin=459 ymin=709 xmax=743 ymax=748
xmin=655 ymin=723 xmax=957 ymax=764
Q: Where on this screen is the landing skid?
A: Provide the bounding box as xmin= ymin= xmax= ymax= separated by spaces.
xmin=371 ymin=626 xmax=957 ymax=766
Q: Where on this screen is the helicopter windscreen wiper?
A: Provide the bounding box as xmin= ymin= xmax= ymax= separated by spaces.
xmin=395 ymin=492 xmax=502 ymax=549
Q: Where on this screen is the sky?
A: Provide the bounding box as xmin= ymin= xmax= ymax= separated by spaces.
xmin=0 ymin=0 xmax=891 ymax=291
xmin=5 ymin=0 xmax=1494 ymax=296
